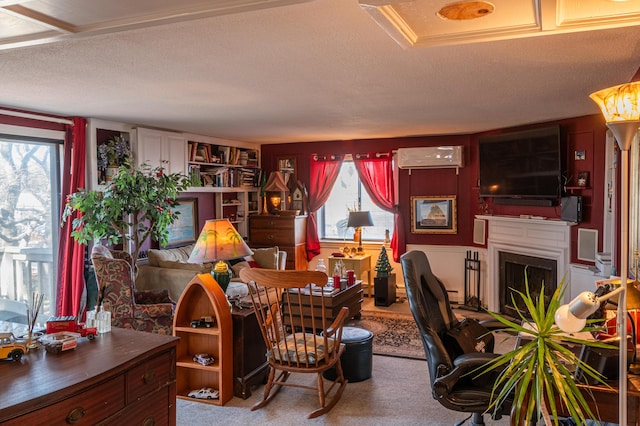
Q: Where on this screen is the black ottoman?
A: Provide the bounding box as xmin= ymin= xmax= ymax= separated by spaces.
xmin=323 ymin=326 xmax=373 ymax=382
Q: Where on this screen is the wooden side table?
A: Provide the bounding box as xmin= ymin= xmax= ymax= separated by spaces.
xmin=231 ymin=305 xmax=269 ymax=399
xmin=283 ymin=281 xmax=363 ymax=330
xmin=329 ymin=255 xmax=372 ymax=297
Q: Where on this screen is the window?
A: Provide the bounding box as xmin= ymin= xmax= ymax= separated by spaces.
xmin=319 ymin=161 xmax=394 ymax=241
xmin=0 ymin=134 xmax=63 ymax=321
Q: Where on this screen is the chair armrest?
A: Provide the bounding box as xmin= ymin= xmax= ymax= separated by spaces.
xmin=276 ymin=250 xmax=287 ymax=270
xmin=135 ymin=303 xmax=174 ymax=318
xmin=433 ymin=352 xmax=502 ymax=396
xmin=324 ymin=306 xmax=350 ymax=339
xmin=479 ymin=318 xmax=510 ymax=331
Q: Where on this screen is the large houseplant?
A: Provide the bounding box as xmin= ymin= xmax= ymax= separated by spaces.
xmin=481 ymin=278 xmax=615 ymax=425
xmin=62 ymin=161 xmax=191 ymax=266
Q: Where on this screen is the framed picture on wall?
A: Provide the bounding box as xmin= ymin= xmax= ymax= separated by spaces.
xmin=410 ymin=196 xmax=457 ymax=234
xmin=165 ymin=198 xmax=199 ymax=247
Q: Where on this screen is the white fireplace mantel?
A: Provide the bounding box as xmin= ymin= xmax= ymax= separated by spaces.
xmin=476 ymin=215 xmax=574 ymax=311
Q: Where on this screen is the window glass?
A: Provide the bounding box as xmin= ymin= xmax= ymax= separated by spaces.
xmin=319 ymin=162 xmax=394 ymax=241
xmin=0 ymin=135 xmax=62 ymax=322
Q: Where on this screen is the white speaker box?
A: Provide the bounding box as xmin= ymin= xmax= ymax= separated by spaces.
xmin=473 ymin=219 xmax=486 ymax=245
xmin=577 ymin=228 xmax=598 ymax=262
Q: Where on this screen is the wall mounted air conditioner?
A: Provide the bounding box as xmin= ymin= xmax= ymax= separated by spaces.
xmin=397 ymin=146 xmax=464 ymax=172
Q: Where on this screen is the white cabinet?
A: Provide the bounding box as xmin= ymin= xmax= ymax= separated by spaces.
xmin=135 ymin=127 xmax=187 ymax=175
xmin=569 ymin=263 xmax=608 ymax=301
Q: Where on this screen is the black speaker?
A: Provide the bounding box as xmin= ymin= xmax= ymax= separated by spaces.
xmin=374 ymin=274 xmax=396 ymax=307
xmin=561 ymin=195 xmax=582 ymax=223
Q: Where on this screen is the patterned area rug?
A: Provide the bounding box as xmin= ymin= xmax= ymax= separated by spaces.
xmin=345 ymin=310 xmax=425 ymax=360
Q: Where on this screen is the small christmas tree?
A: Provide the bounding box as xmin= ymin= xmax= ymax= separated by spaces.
xmin=374 ymin=246 xmax=393 ymax=277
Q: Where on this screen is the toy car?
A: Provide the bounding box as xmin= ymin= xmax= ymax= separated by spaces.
xmin=188 ymin=387 xmax=219 ymax=400
xmin=0 ymin=332 xmax=27 ymax=361
xmin=46 ymin=316 xmax=97 ymax=340
xmin=193 ymin=353 xmax=215 ymax=366
xmin=190 ymin=316 xmax=214 ymax=328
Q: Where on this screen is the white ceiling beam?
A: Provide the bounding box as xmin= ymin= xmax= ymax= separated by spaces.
xmin=0 ymin=5 xmax=76 ymax=34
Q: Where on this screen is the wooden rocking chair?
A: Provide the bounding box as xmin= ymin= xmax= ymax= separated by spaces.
xmin=239 ymin=269 xmax=349 ymax=419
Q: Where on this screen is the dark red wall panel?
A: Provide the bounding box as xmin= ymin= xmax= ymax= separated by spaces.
xmin=261 ymin=114 xmax=608 ymax=264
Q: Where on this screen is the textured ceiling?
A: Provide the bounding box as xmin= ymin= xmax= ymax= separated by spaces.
xmin=0 ymin=0 xmax=639 ymax=143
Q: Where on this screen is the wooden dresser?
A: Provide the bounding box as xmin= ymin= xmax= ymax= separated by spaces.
xmin=249 ymin=214 xmax=308 ymax=270
xmin=0 ymin=328 xmax=179 ymax=425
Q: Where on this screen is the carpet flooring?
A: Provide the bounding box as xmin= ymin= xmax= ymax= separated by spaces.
xmin=345 ymin=310 xmax=424 ymax=360
xmin=176 ymin=354 xmax=512 ymax=426
xmin=175 ymin=297 xmax=517 ymax=425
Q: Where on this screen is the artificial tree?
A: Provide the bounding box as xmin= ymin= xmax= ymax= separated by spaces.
xmin=62 ymin=161 xmax=191 ymax=270
xmin=374 ymin=246 xmax=393 ymax=277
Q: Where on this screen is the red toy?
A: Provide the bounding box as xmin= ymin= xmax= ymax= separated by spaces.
xmin=46 ymin=316 xmax=97 ymax=340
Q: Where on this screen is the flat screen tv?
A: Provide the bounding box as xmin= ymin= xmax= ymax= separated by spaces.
xmin=479 ymin=126 xmax=564 ymax=200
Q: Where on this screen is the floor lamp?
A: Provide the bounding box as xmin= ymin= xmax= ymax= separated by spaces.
xmin=590 ymin=81 xmax=640 ymax=426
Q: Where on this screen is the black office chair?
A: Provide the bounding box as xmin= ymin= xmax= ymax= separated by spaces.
xmin=400 ymin=250 xmax=512 ymax=426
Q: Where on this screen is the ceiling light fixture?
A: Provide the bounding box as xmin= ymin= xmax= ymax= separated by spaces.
xmin=437 ymin=1 xmax=495 ymax=21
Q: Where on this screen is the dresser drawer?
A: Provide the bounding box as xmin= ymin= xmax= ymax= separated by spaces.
xmin=5 ymin=375 xmax=125 ymax=426
xmin=126 ymin=350 xmax=175 ymax=404
xmin=249 ymin=216 xmax=294 ymax=231
xmin=250 ymin=229 xmax=298 ymax=246
xmin=100 ymin=385 xmax=171 ymax=426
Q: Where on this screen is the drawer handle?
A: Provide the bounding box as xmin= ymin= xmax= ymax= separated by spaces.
xmin=143 ymin=370 xmax=156 ymax=384
xmin=66 ymin=407 xmax=85 ymax=424
xmin=267 ymin=235 xmax=275 ymax=241
xmin=142 ymin=416 xmax=156 ymax=426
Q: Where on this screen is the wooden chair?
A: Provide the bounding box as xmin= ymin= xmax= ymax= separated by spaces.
xmin=239 ymin=268 xmax=349 ymax=419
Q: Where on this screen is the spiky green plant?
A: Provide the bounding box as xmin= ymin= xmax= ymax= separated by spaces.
xmin=480 ymin=276 xmax=616 ymax=425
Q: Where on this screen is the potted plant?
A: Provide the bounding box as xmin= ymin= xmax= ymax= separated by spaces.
xmin=62 ymin=161 xmax=191 ymax=273
xmin=481 ymin=277 xmax=616 ymax=425
xmin=97 ymin=135 xmax=131 ymax=182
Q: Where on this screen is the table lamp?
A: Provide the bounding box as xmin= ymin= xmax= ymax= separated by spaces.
xmin=555 ymin=284 xmax=623 ymax=333
xmin=188 ymin=219 xmax=253 ymax=292
xmin=263 ymin=171 xmax=289 ymax=214
xmin=347 ymin=211 xmax=374 ymax=253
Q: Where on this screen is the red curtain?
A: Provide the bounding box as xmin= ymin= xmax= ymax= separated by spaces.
xmin=353 ymin=152 xmax=405 ymax=262
xmin=306 ymin=154 xmax=343 ymax=260
xmin=56 ymin=117 xmax=87 ymax=316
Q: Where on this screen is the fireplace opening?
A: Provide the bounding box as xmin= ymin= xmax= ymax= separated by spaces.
xmin=499 ymin=251 xmax=557 ymax=318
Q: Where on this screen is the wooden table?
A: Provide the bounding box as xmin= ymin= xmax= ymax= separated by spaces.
xmin=0 ymin=327 xmax=179 ymax=425
xmin=329 ymin=255 xmax=372 ymax=297
xmin=283 ymin=281 xmax=363 ymax=330
xmin=231 ymin=305 xmax=269 ymax=399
